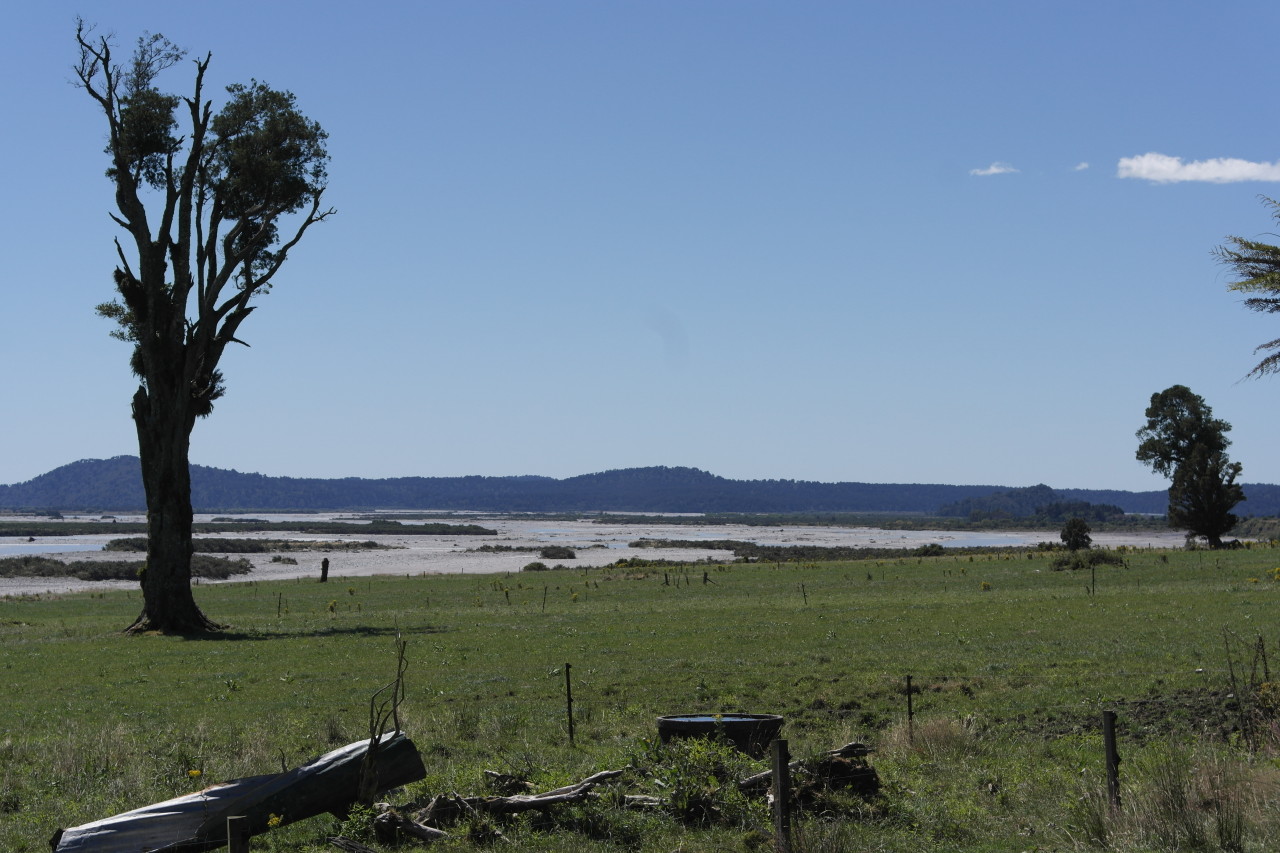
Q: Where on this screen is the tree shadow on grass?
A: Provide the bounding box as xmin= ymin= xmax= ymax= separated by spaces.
xmin=175 ymin=624 xmax=450 ymax=641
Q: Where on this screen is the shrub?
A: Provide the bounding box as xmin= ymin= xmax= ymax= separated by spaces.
xmin=522 ymin=561 xmax=549 ymax=572
xmin=638 ymin=737 xmax=766 ymax=830
xmin=1051 ymin=549 xmax=1124 ymax=571
xmin=539 ymin=546 xmax=576 ymax=560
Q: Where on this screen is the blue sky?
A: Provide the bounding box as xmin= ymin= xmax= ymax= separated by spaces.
xmin=5 ymin=1 xmax=1280 ymax=493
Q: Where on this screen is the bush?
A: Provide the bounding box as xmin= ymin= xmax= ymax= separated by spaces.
xmin=0 ymin=554 xmax=251 ymax=581
xmin=1051 ymin=549 xmax=1124 ymax=571
xmin=636 ymin=737 xmax=766 ymax=829
xmin=539 ymin=546 xmax=576 ymax=560
xmin=522 ymin=561 xmax=549 ymax=572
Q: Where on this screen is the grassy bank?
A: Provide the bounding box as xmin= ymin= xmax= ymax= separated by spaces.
xmin=3 ymin=545 xmax=1280 ymax=851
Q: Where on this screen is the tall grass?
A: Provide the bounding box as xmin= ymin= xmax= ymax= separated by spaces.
xmin=1069 ymin=740 xmax=1280 ymax=852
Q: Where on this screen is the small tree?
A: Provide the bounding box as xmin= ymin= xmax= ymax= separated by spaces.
xmin=75 ymin=22 xmax=333 ymax=633
xmin=1136 ymin=386 xmax=1244 ymax=548
xmin=1060 ymin=517 xmax=1092 ymax=551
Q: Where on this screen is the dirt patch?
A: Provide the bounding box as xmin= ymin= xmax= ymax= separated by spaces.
xmin=997 ymin=687 xmax=1241 ymax=743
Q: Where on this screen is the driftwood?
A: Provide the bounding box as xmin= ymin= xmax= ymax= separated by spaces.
xmin=373 ymin=810 xmax=450 ymax=845
xmin=361 ymin=767 xmax=631 ymax=845
xmin=470 ymin=768 xmax=625 ymax=815
xmin=53 ymin=734 xmax=426 ymax=853
xmin=738 ymin=741 xmax=871 ymax=793
xmin=481 ymin=770 xmax=535 ymax=795
xmin=621 ymin=794 xmax=663 ymax=809
xmin=381 ymin=780 xmax=602 ymax=850
xmin=415 ymin=768 xmax=626 ymax=826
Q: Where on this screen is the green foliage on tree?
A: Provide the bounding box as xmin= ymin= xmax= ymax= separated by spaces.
xmin=1059 ymin=517 xmax=1092 ymax=551
xmin=1167 ymin=445 xmax=1244 ymax=548
xmin=1135 ymin=385 xmax=1231 ymax=479
xmin=1216 ymin=197 xmax=1280 ymax=378
xmin=1136 ymin=386 xmax=1244 ymax=548
xmin=74 ymin=21 xmax=333 ymax=633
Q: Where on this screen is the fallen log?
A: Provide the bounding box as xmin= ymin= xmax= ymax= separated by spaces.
xmin=469 ymin=768 xmax=626 ymax=816
xmin=538 ymin=768 xmax=625 ymax=797
xmin=53 ymin=733 xmax=426 ymax=852
xmin=413 ymin=768 xmax=627 ymax=827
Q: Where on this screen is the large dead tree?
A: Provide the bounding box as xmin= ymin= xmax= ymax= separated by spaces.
xmin=73 ymin=21 xmax=333 ymax=632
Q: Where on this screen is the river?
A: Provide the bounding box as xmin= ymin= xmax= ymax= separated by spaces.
xmin=0 ymin=512 xmax=1186 ymax=597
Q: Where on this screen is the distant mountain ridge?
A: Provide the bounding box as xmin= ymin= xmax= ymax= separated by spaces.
xmin=3 ymin=456 xmax=1279 ymax=516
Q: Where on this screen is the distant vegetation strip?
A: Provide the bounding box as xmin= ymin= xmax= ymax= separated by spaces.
xmin=629 ymin=538 xmax=1077 ymax=563
xmin=599 ymin=511 xmax=1167 ymax=532
xmin=0 ymin=520 xmax=495 ymax=538
xmin=102 ymin=538 xmax=388 ymax=554
xmin=0 ymin=555 xmax=251 ymax=581
xmin=469 ymin=544 xmax=607 ymax=554
xmin=1231 ymin=517 xmax=1280 ymax=540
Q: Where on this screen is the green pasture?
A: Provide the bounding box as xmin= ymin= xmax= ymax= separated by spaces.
xmin=3 ymin=545 xmax=1280 ymax=851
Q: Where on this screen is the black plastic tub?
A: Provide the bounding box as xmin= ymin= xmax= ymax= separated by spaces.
xmin=656 ymin=713 xmax=784 ymax=757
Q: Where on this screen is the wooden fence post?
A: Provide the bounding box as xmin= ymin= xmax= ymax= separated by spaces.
xmin=565 ymin=663 xmax=575 ymax=746
xmin=1103 ymin=710 xmax=1120 ymax=808
xmin=226 ymin=815 xmax=248 ymax=853
xmin=771 ymin=738 xmax=791 ymax=853
xmin=906 ymin=675 xmax=914 ymax=744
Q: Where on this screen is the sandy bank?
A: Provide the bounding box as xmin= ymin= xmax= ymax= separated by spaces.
xmin=0 ymin=515 xmax=1188 ymax=598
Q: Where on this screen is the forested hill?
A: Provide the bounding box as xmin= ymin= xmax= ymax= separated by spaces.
xmin=3 ymin=456 xmax=1279 ymax=516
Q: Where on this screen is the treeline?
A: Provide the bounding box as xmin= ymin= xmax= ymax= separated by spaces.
xmin=6 ymin=456 xmax=1280 ymax=517
xmin=628 ymin=538 xmax=1048 ymax=563
xmin=937 ymin=484 xmax=1129 ymax=523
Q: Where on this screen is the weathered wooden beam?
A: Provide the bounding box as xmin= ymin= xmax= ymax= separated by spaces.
xmin=53 ymin=734 xmax=425 ymax=852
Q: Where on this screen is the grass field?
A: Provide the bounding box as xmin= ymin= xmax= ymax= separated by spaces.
xmin=4 ymin=544 xmax=1280 ymax=851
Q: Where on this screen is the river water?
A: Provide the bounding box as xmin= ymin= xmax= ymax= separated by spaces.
xmin=0 ymin=512 xmax=1186 ymax=597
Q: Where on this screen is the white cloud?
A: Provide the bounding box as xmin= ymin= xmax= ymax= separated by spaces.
xmin=1074 ymin=162 xmax=1089 ymax=171
xmin=1117 ymin=152 xmax=1280 ymax=183
xmin=970 ymin=162 xmax=1019 ymax=176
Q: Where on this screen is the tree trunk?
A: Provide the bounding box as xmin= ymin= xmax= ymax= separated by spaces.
xmin=125 ymin=385 xmax=222 ymax=634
